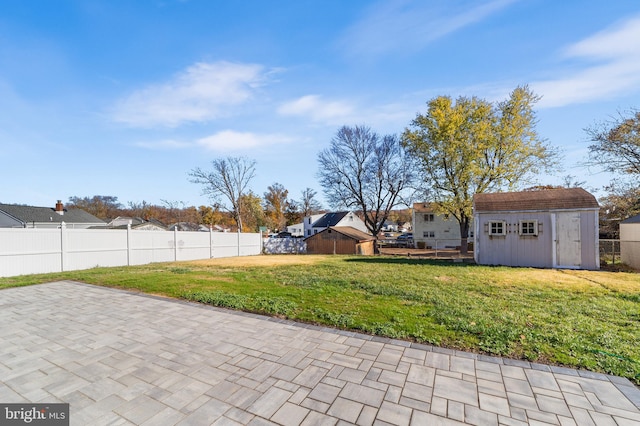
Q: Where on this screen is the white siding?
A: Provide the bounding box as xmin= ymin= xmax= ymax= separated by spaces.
xmin=474 ymin=210 xmax=599 ymax=270
xmin=620 ymin=222 xmax=640 ymax=269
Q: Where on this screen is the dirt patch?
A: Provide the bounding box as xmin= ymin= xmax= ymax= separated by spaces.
xmin=379 ymin=247 xmax=474 ymax=260
xmin=187 ymin=255 xmax=331 ymax=268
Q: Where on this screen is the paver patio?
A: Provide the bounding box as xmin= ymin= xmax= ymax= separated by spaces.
xmin=0 ymin=281 xmax=638 ymax=425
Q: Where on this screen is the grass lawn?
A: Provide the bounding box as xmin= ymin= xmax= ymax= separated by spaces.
xmin=1 ymin=255 xmax=639 ymax=384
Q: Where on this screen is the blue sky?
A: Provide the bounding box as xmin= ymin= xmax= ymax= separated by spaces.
xmin=2 ymin=0 xmax=639 ymax=209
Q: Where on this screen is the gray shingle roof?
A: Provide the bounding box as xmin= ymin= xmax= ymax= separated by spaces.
xmin=0 ymin=203 xmax=105 ymax=225
xmin=312 ymin=211 xmax=350 ymax=228
xmin=473 ymin=188 xmax=599 ymax=212
xmin=621 ymin=214 xmax=640 ymax=224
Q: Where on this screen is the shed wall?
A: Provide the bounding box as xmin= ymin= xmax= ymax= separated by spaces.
xmin=475 ymin=210 xmax=598 ymax=269
xmin=306 ymin=232 xmax=373 ymax=255
xmin=475 ymin=212 xmax=553 ymax=268
xmin=620 ymin=223 xmax=640 ymax=269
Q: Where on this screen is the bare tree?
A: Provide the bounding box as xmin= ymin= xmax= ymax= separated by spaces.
xmin=585 ymin=109 xmax=640 ymax=177
xmin=317 ymin=125 xmax=418 ymax=250
xmin=189 ymin=157 xmax=256 ymax=232
xmin=299 ymin=187 xmax=323 ymax=216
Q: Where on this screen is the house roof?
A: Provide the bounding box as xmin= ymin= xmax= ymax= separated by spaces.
xmin=621 ymin=214 xmax=640 ymax=224
xmin=309 ymin=226 xmax=374 ymax=241
xmin=312 ymin=211 xmax=351 ymax=228
xmin=473 ymin=188 xmax=599 ymax=213
xmin=413 ymin=202 xmax=435 ymax=213
xmin=0 ymin=203 xmax=105 ymax=225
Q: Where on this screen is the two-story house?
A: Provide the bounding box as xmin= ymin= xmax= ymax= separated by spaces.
xmin=412 ymin=202 xmax=472 ymax=249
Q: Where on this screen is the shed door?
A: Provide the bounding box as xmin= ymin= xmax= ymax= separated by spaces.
xmin=556 ymin=212 xmax=581 ymax=268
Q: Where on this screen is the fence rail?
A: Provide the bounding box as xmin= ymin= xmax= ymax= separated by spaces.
xmin=0 ymin=226 xmax=262 ymax=277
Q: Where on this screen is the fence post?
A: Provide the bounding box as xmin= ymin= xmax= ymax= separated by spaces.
xmin=237 ymin=231 xmax=241 ymax=257
xmin=126 ymin=222 xmax=132 ymax=266
xmin=209 ymin=226 xmax=213 ymax=259
xmin=60 ymin=222 xmax=67 ymax=272
xmin=174 ymin=227 xmax=178 ymax=261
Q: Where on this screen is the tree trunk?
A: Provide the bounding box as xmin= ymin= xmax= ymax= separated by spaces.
xmin=459 ymin=218 xmax=469 ymax=254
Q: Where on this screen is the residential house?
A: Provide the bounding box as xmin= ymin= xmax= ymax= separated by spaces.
xmin=286 ymin=222 xmax=305 ymax=237
xmin=305 ymin=226 xmax=375 ymax=255
xmin=473 ymin=188 xmax=599 ymax=270
xmin=619 ymin=214 xmax=640 ymax=269
xmin=100 ymin=216 xmax=167 ymax=231
xmin=301 ymin=214 xmax=325 ymax=238
xmin=0 ymin=200 xmax=105 ymax=229
xmin=303 ymin=212 xmax=368 ymax=238
xmin=412 ymin=203 xmax=472 ymax=249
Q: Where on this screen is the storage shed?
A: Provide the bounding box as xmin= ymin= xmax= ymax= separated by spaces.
xmin=304 ymin=226 xmax=374 ymax=255
xmin=473 ymin=188 xmax=599 ymax=269
xmin=620 ymin=214 xmax=640 ymax=270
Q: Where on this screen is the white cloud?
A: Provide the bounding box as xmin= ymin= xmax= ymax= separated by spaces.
xmin=112 ymin=61 xmax=270 ymax=127
xmin=277 ymin=95 xmax=356 ymax=125
xmin=533 ymin=15 xmax=640 ymax=108
xmin=196 ymin=130 xmax=292 ymax=152
xmin=340 ymin=0 xmax=517 ymax=57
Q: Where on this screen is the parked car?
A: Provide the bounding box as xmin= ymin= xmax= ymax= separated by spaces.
xmin=396 ymin=232 xmax=413 ymax=241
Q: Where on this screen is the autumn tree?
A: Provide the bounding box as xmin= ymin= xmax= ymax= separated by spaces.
xmin=239 ymin=191 xmax=266 ymax=232
xmin=263 ymin=183 xmax=289 ymax=231
xmin=586 ymin=109 xmax=640 ymax=178
xmin=317 ymin=125 xmax=418 ymax=249
xmin=284 ymin=200 xmax=301 ymax=226
xmin=402 ymin=86 xmax=558 ymax=253
xmin=67 ymin=195 xmax=123 ymax=220
xmin=189 ymin=156 xmax=256 ymax=232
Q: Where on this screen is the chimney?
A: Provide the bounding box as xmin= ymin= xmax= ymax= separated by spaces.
xmin=55 ymin=200 xmax=64 ymax=215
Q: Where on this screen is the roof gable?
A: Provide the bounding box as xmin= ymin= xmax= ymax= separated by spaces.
xmin=473 ymin=188 xmax=599 ymax=213
xmin=306 ymin=226 xmax=373 ymax=241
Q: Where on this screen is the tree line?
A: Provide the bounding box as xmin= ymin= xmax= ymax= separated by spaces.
xmin=66 ymin=186 xmax=326 ymax=232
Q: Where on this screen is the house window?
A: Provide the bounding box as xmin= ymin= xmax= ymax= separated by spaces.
xmin=488 ymin=221 xmax=506 ymax=236
xmin=519 ymin=220 xmax=538 ymax=236
xmin=423 ymin=231 xmax=435 ymax=238
xmin=307 ymin=230 xmax=311 ymax=236
xmin=424 ymin=214 xmax=434 ymax=222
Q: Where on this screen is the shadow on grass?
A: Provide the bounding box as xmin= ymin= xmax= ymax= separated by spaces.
xmin=344 ymin=256 xmax=475 ymax=267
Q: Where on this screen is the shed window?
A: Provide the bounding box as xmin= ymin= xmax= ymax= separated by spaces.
xmin=519 ymin=220 xmax=538 ymax=236
xmin=488 ymin=221 xmax=506 ymax=236
xmin=424 ymin=214 xmax=434 ymax=222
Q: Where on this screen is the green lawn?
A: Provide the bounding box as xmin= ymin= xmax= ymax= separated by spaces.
xmin=1 ymin=255 xmax=639 ymax=383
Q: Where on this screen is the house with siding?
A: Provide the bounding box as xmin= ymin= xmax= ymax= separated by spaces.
xmin=619 ymin=214 xmax=640 ymax=269
xmin=0 ymin=201 xmax=105 ymax=229
xmin=302 ymin=211 xmax=368 ymax=238
xmin=473 ymin=188 xmax=599 ymax=270
xmin=412 ymin=203 xmax=473 ymax=249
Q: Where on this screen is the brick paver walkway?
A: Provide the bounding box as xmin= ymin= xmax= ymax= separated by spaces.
xmin=1 ymin=281 xmax=639 ymax=425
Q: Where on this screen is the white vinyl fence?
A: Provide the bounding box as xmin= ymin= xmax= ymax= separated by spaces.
xmin=0 ymin=226 xmax=263 ymax=277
